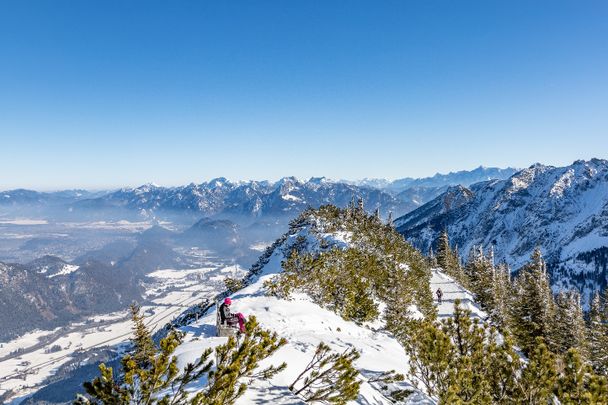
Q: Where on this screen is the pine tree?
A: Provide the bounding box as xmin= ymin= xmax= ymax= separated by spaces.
xmin=289 ymin=342 xmax=361 ymax=404
xmin=404 ymin=300 xmax=525 ymax=403
xmin=490 ymin=262 xmax=513 ymax=331
xmin=485 ymin=332 xmax=522 ymax=403
xmin=202 ymin=316 xmax=287 ymax=404
xmin=510 ymin=248 xmax=556 ymax=354
xmin=403 ymin=319 xmax=453 ymax=398
xmin=436 ymin=230 xmax=465 ymax=283
xmin=129 ymin=303 xmax=156 ymax=369
xmin=436 ymin=230 xmax=452 ymax=270
xmin=517 ymin=337 xmax=557 ymax=404
xmin=554 ymin=291 xmax=588 ymax=359
xmin=76 ymin=316 xmax=286 ymax=405
xmin=76 ymin=330 xmax=212 ymax=404
xmin=555 ymin=348 xmax=608 ymax=404
xmin=464 ymin=246 xmax=495 ymax=312
xmin=428 ymin=246 xmax=437 ymax=267
xmin=588 ymin=291 xmax=608 ymax=375
xmin=439 ymin=300 xmax=493 ymax=403
xmin=223 ymin=277 xmax=245 ymax=294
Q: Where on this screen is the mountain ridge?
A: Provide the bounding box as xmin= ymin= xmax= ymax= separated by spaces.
xmin=395 ymin=159 xmax=608 ymax=302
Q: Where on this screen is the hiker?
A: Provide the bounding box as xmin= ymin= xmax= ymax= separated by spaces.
xmin=219 ymin=297 xmax=246 ymax=333
xmin=436 ymin=288 xmax=443 ymax=305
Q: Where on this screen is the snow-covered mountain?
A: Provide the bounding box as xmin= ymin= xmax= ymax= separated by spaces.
xmin=1 ymin=168 xmax=517 ymax=224
xmin=76 ymin=177 xmax=413 ymax=221
xmin=73 ymin=169 xmax=517 ymax=222
xmin=0 ymin=189 xmax=103 ymax=206
xmin=394 ymin=159 xmax=608 ymax=300
xmin=0 ymin=237 xmax=188 ymax=341
xmin=347 ymin=166 xmax=518 ymax=193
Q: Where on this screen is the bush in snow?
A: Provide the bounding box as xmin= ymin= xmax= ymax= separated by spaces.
xmin=403 ymin=300 xmax=608 ymax=404
xmin=265 ymin=205 xmax=434 ymax=325
xmin=75 ymin=310 xmax=286 ymax=405
xmin=45 ymin=344 xmax=63 ymax=353
xmin=223 ymin=277 xmax=245 ymax=294
xmin=289 ymin=342 xmax=360 ymax=404
xmin=203 ymin=316 xmax=287 ymax=404
xmin=273 ymin=248 xmax=380 ymax=323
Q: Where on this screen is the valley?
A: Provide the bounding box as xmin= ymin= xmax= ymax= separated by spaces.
xmin=0 ymin=253 xmax=247 ymax=403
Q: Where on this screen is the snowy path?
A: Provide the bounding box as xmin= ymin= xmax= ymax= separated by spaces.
xmin=430 ymin=269 xmax=486 ymax=320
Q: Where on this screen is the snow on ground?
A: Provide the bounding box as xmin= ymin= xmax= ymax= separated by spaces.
xmin=249 ymin=242 xmax=272 ymax=252
xmin=282 ymin=194 xmax=302 ymax=202
xmin=148 ymin=267 xmax=217 ymax=280
xmin=430 ymin=270 xmax=486 ymax=319
xmin=175 ymin=274 xmax=432 ymax=405
xmin=47 ymin=264 xmax=80 ymax=278
xmin=0 ymin=328 xmax=61 ymax=358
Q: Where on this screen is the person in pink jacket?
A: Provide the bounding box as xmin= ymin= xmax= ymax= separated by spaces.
xmin=219 ymin=297 xmax=246 ymax=332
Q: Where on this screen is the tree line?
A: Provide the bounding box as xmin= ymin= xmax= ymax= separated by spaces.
xmin=404 ymin=231 xmax=608 ymax=403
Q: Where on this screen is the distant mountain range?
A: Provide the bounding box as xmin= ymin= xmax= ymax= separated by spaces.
xmin=0 ymin=167 xmax=518 ymax=223
xmin=395 ymin=159 xmax=608 ymax=302
xmin=0 ymin=189 xmax=105 ymax=206
xmin=345 ymin=166 xmax=518 ymax=192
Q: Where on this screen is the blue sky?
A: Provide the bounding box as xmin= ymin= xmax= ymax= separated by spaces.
xmin=1 ymin=1 xmax=607 ymax=189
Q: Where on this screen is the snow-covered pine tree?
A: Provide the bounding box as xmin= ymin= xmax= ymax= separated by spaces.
xmin=554 ymin=291 xmax=588 ymax=359
xmin=203 ymin=316 xmax=287 ymax=404
xmin=403 ymin=319 xmax=452 ymax=398
xmin=427 ymin=246 xmax=437 ymax=267
xmin=518 ymin=337 xmax=557 ymax=404
xmin=464 ymin=245 xmax=495 ymax=313
xmin=440 ymin=301 xmax=494 ymax=403
xmin=490 ymin=262 xmax=513 ymax=331
xmin=555 ymin=348 xmax=608 ymax=403
xmin=510 ymin=248 xmax=557 ymax=355
xmin=76 ymin=316 xmax=286 ymax=405
xmin=404 ymin=300 xmax=524 ymax=403
xmin=435 ymin=230 xmax=465 ymax=283
xmin=588 ymin=291 xmax=608 ymax=375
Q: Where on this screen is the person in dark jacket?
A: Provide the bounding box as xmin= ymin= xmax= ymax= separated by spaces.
xmin=436 ymin=288 xmax=443 ymax=305
xmin=219 ymin=297 xmax=246 ymax=332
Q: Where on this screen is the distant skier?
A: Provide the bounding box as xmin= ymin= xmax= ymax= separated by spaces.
xmin=436 ymin=288 xmax=443 ymax=305
xmin=219 ymin=297 xmax=246 ymax=332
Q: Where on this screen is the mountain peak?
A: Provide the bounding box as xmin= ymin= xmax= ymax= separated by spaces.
xmin=207 ymin=177 xmax=231 ymax=189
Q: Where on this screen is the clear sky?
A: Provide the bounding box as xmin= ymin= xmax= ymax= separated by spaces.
xmin=1 ymin=1 xmax=607 ymax=190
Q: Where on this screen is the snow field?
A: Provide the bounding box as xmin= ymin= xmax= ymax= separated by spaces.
xmin=175 ymin=273 xmax=431 ymax=404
